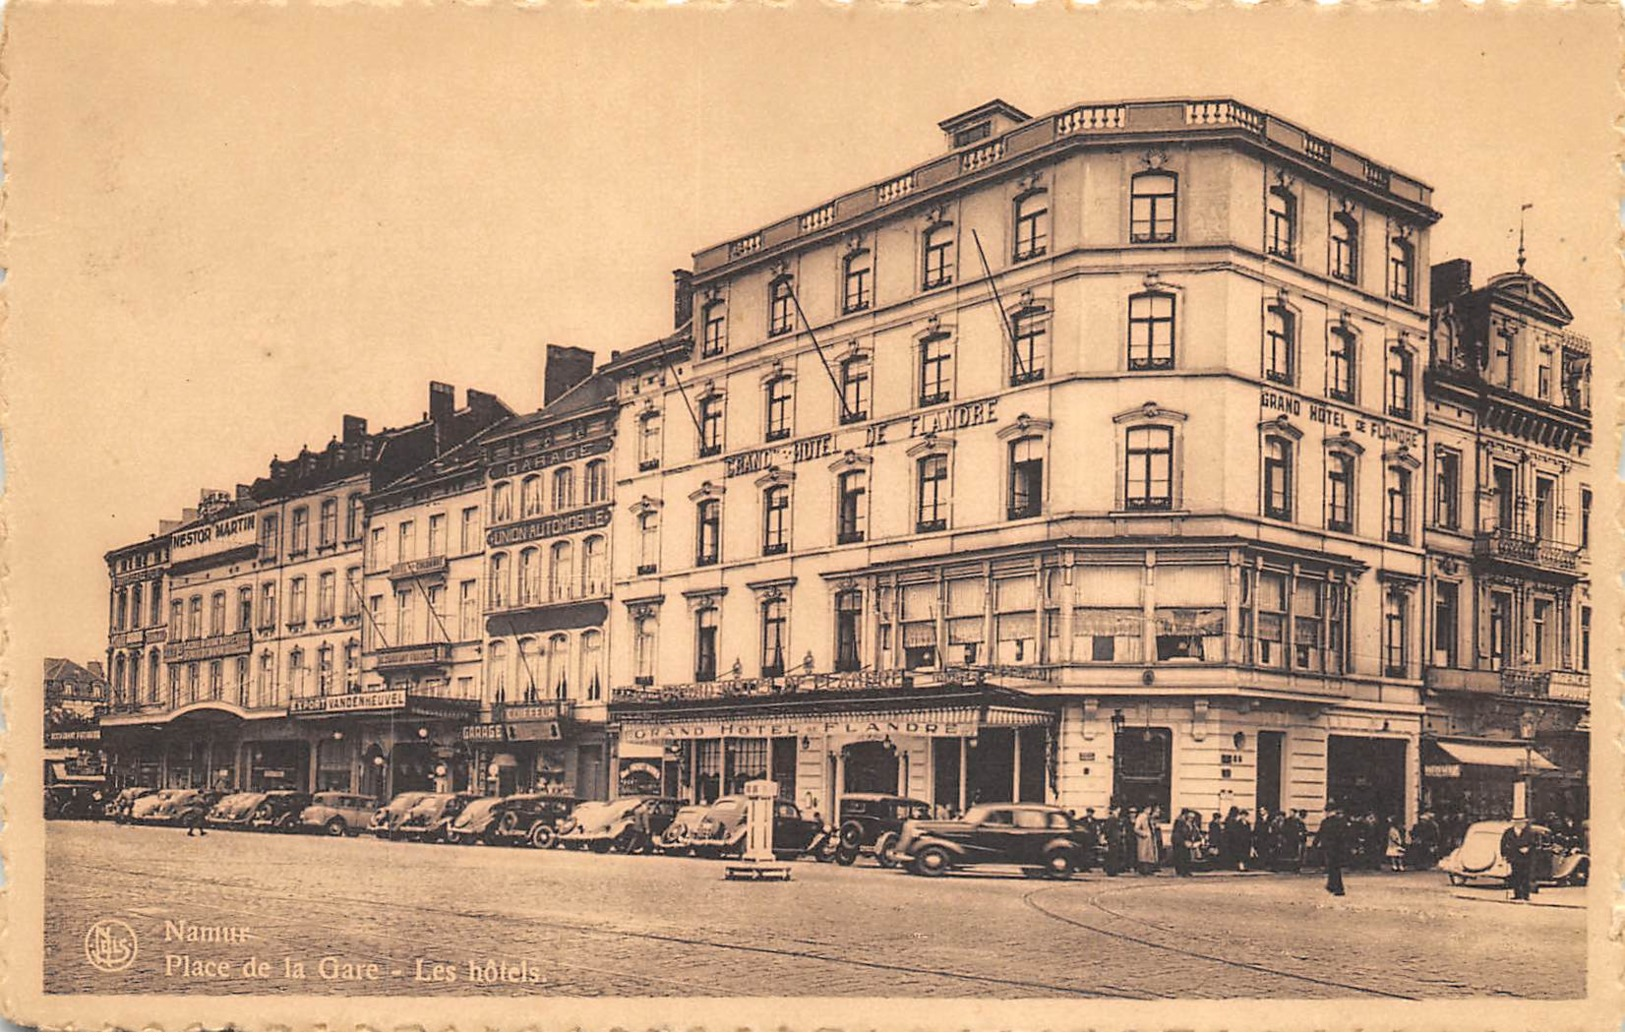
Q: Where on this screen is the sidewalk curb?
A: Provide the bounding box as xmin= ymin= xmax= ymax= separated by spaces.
xmin=1449 ymin=892 xmax=1586 ymax=910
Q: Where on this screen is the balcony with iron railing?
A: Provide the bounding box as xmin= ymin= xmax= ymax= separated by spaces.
xmin=1471 ymin=526 xmax=1581 ymax=575
xmin=693 ymin=98 xmax=1434 ymax=275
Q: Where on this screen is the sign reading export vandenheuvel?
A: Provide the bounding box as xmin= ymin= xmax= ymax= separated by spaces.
xmin=485 ymin=504 xmax=613 ymax=548
xmin=289 ymin=690 xmax=407 ymax=715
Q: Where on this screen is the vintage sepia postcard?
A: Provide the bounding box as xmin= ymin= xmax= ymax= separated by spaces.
xmin=1 ymin=1 xmax=1620 ymax=1030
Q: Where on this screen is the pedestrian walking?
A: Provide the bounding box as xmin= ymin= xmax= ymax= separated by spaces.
xmin=1281 ymin=809 xmax=1307 ymax=872
xmin=1103 ymin=805 xmax=1127 ymax=877
xmin=182 ymin=799 xmax=208 ymax=837
xmin=1170 ymin=809 xmax=1196 ymax=877
xmin=1314 ymin=804 xmax=1350 ymax=896
xmin=1500 ymin=816 xmax=1537 ymax=902
xmin=1385 ymin=819 xmax=1407 ymax=872
xmin=1133 ymin=807 xmax=1160 ymax=875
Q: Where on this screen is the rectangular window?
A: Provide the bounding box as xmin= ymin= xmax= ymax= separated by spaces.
xmin=259 ymin=513 xmax=280 ymax=559
xmin=1331 ymin=213 xmax=1359 ymax=283
xmin=919 ymin=335 xmax=952 ymax=406
xmin=837 ymin=470 xmax=868 ymax=544
xmin=290 ymin=507 xmax=310 ymax=554
xmin=760 ymin=600 xmax=787 ymax=677
xmin=1383 ymin=587 xmax=1408 ymax=677
xmin=1291 ymin=578 xmax=1323 ymax=670
xmin=1387 ymin=236 xmax=1415 ymax=304
xmin=769 ymin=278 xmax=794 ymax=336
xmin=319 ymin=498 xmax=338 ymax=547
xmin=701 ymin=302 xmax=727 ymax=358
xmin=344 ymin=566 xmax=361 ymax=618
xmin=946 ymin=577 xmax=985 ymax=666
xmin=1534 ymin=476 xmax=1555 ymax=540
xmin=1326 ymin=454 xmax=1354 ymax=533
xmin=317 ymin=571 xmax=336 ymax=622
xmin=1493 ymin=464 xmax=1516 ymax=531
xmin=1255 ymin=572 xmax=1286 ymax=670
xmin=638 ymin=413 xmax=662 ymax=470
xmin=258 ymin=582 xmax=276 ymax=629
xmin=916 ymin=456 xmax=948 ymax=533
xmin=1328 ymin=327 xmax=1356 ymax=402
xmin=1130 ymin=173 xmax=1177 ymax=243
xmin=1266 ymin=188 xmax=1296 ymax=260
xmin=923 ymin=225 xmax=954 ymax=289
xmin=1010 ymin=309 xmax=1047 ymax=385
xmin=397 ymin=520 xmax=415 ymax=562
xmin=346 ymin=494 xmax=364 ymax=542
xmin=1581 ymin=488 xmax=1592 ymax=550
xmin=461 ymin=507 xmax=479 ymax=554
xmin=696 ymin=499 xmax=721 ymax=566
xmin=994 ymin=575 xmax=1037 ymax=666
xmin=1013 ymin=193 xmax=1049 ymax=260
xmin=237 ymin=587 xmax=254 ymax=632
xmin=1532 ymin=598 xmax=1552 ymax=667
xmin=1386 ymin=347 xmax=1414 ymax=419
xmin=1262 ymin=438 xmax=1293 ymax=521
xmin=1008 ymin=439 xmax=1043 ymax=520
xmin=1128 ymin=293 xmax=1175 ymax=370
xmin=839 ymin=357 xmax=870 ymax=424
xmin=762 ymin=487 xmax=790 ymax=556
xmin=459 ymin=580 xmax=479 ymax=641
xmin=834 ymin=590 xmax=863 ymax=672
xmin=1433 ymin=581 xmax=1459 ymax=668
xmin=1434 ymin=449 xmax=1460 ymax=530
xmin=187 ymin=596 xmax=203 ymax=639
xmin=428 ymin=513 xmax=446 ymax=556
xmin=1074 ymin=566 xmax=1143 ymax=663
xmin=289 ymin=577 xmax=308 ymax=625
xmin=395 ymin=589 xmax=411 ymax=643
xmin=1385 ymin=467 xmax=1412 ymax=545
xmin=1580 ymin=605 xmax=1591 ymax=671
xmin=765 ymin=378 xmax=792 ymax=442
xmin=900 ymin=583 xmax=938 ymax=670
xmin=637 ymin=513 xmax=659 ymax=575
xmin=694 ymin=609 xmax=718 ymax=682
xmin=1489 ymin=591 xmax=1512 ymax=671
xmin=843 ymin=251 xmax=872 ymax=313
xmin=1123 ymin=426 xmax=1174 ymax=510
xmin=698 ymin=396 xmax=724 ymax=457
xmin=369 ymin=527 xmax=385 ymax=569
xmin=1264 ymin=306 xmax=1295 ymax=384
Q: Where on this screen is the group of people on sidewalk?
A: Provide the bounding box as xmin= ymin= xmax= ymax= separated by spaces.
xmin=1070 ymin=804 xmax=1353 ymax=879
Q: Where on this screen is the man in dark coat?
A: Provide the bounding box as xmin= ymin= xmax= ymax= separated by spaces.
xmin=1170 ymin=809 xmax=1196 ymax=877
xmin=1102 ymin=806 xmax=1127 ymax=876
xmin=1076 ymin=808 xmax=1101 ymax=872
xmin=1314 ymin=805 xmax=1349 ymax=896
xmin=1280 ymin=809 xmax=1306 ymax=871
xmin=1500 ymin=816 xmax=1538 ymax=902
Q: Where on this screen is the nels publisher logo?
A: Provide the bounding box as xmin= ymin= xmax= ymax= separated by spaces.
xmin=84 ymin=919 xmax=138 ymax=973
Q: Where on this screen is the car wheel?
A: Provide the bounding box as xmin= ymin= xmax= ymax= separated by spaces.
xmin=591 ymin=838 xmax=612 ymax=854
xmin=1043 ymin=849 xmax=1077 ymax=880
xmin=278 ymin=815 xmax=299 ymax=833
xmin=1569 ymin=861 xmax=1589 ymax=887
xmin=324 ymin=818 xmax=347 ymax=837
xmin=528 ymin=824 xmax=557 ymax=850
xmin=835 ymin=844 xmax=859 ymax=867
xmin=913 ymin=845 xmax=951 ymax=878
xmin=839 ymin=820 xmax=865 ymax=851
xmin=874 ymin=832 xmax=900 ymax=868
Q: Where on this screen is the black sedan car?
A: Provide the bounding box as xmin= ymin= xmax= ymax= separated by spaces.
xmin=833 ymin=794 xmax=934 ymax=867
xmin=250 ymin=790 xmax=314 ymax=832
xmin=483 ymin=794 xmax=581 ymax=849
xmin=395 ymin=793 xmax=477 ymax=843
xmin=207 ymin=791 xmax=271 ymax=830
xmin=688 ymin=796 xmax=836 ymax=861
xmin=893 ymin=803 xmax=1088 ymax=879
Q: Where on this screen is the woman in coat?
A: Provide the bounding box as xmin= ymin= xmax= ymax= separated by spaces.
xmin=1134 ymin=807 xmax=1161 ymax=875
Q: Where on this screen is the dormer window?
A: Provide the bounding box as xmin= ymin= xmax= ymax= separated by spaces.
xmin=952 ymin=121 xmax=992 ymax=148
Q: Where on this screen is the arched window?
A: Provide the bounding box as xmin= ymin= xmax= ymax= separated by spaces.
xmin=922 ymin=223 xmax=955 ymax=289
xmin=582 ymin=535 xmax=607 ymax=597
xmin=1328 ymin=326 xmax=1357 ymax=402
xmin=1331 ymin=212 xmax=1359 ymax=282
xmin=1326 ymin=453 xmax=1355 ymax=533
xmin=701 ymin=299 xmax=727 ymax=357
xmin=521 ymin=475 xmax=543 ymax=518
xmin=1266 ymin=185 xmax=1296 ymax=260
xmin=762 ymin=485 xmax=790 ymax=555
xmin=552 ymin=468 xmax=575 ymax=512
xmin=487 ymin=641 xmax=510 ymax=703
xmin=517 ymin=637 xmax=541 ymax=701
xmin=1264 ymin=304 xmax=1296 ymax=384
xmin=1262 ymin=437 xmax=1295 ymax=521
xmin=579 ymin=630 xmax=604 ymax=701
xmin=584 ymin=460 xmax=609 ymax=504
xmin=1387 ymin=235 xmax=1415 ymax=303
xmin=1130 ymin=172 xmax=1177 ymax=243
xmin=1013 ymin=191 xmax=1050 ymax=260
xmin=489 ymin=552 xmax=510 ymax=609
xmin=1124 ymin=426 xmax=1174 ymax=510
xmin=518 ymin=547 xmax=539 ymax=605
xmin=638 ymin=411 xmax=662 ymax=470
xmin=492 ymin=481 xmax=514 ymax=523
xmin=1128 ymin=292 xmax=1176 ymax=370
xmin=1008 ymin=437 xmax=1044 ymax=519
xmin=842 ymin=249 xmax=873 ymax=313
xmin=768 ymin=276 xmax=795 ymax=336
xmin=549 ymin=540 xmax=575 ymax=601
xmin=547 ymin=633 xmax=570 ymax=698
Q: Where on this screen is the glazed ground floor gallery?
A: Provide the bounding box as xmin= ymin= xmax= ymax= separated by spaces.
xmin=97 ymin=695 xmax=614 ymax=802
xmin=605 ymin=675 xmax=1455 ymax=826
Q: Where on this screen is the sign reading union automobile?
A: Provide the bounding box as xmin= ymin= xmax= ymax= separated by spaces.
xmin=485 ymin=504 xmax=613 ymax=548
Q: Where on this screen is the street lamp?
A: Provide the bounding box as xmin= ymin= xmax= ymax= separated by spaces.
xmin=1110 ymin=709 xmax=1126 ymax=736
xmin=1518 ymin=713 xmax=1537 ymax=818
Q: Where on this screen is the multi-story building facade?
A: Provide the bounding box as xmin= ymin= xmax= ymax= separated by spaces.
xmin=356 ymin=346 xmax=618 ymax=800
xmin=100 ymin=384 xmax=512 ymax=793
xmin=45 ymin=657 xmax=110 ymax=780
xmin=1421 ymin=258 xmax=1591 ymax=822
xmin=605 ymin=97 xmax=1440 ymax=826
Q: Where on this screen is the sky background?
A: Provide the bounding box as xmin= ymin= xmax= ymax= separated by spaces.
xmin=4 ymin=3 xmax=1618 ymax=661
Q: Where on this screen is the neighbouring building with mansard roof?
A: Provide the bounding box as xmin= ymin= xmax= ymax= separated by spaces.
xmin=1421 ymin=257 xmax=1591 ymax=825
xmin=600 ymin=97 xmax=1444 ymax=825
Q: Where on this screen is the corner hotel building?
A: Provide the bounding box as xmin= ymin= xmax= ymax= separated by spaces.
xmin=604 ymin=99 xmax=1441 ymax=824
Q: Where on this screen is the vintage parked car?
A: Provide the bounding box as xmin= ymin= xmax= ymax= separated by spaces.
xmin=654 ymin=803 xmax=713 ymax=855
xmin=558 ymin=796 xmax=683 ymax=853
xmin=368 ymin=791 xmax=433 ymax=839
xmin=833 ymin=794 xmax=934 ymax=867
xmin=395 ymin=793 xmax=476 ymax=843
xmin=446 ymin=796 xmax=512 ymax=845
xmin=687 ymin=796 xmax=837 ymax=861
xmin=45 ymin=783 xmax=109 ymax=820
xmin=250 ymin=790 xmax=314 ymax=832
xmin=207 ymin=791 xmax=271 ymax=830
xmin=107 ymin=786 xmax=159 ymax=823
xmin=299 ymin=792 xmax=379 ymax=837
xmin=893 ymin=802 xmax=1089 ymax=879
xmin=1438 ymin=821 xmax=1590 ymax=888
xmin=136 ymin=789 xmax=223 ymax=827
xmin=489 ymin=794 xmax=583 ymax=849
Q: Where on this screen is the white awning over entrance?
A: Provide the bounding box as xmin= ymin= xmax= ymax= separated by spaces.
xmin=1435 ymin=740 xmax=1557 ymax=771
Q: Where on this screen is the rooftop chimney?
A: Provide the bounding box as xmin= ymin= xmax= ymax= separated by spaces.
xmin=673 ymin=268 xmax=695 ymax=330
xmin=429 ymin=382 xmax=456 ymax=425
xmin=1431 ymin=259 xmax=1473 ymax=307
xmin=86 ymin=661 xmax=105 ymax=681
xmin=543 ymin=345 xmax=595 ymax=406
xmin=342 ymin=415 xmax=368 ymax=444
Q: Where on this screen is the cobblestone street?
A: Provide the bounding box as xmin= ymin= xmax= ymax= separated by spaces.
xmin=44 ymin=821 xmax=1584 ymax=999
